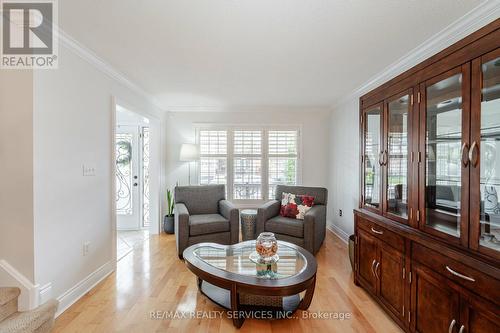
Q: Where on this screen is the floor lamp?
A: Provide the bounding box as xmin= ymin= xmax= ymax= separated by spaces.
xmin=180 ymin=143 xmax=200 ymax=185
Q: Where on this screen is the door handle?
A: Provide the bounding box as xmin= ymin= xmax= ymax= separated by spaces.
xmin=460 ymin=143 xmax=469 ymax=167
xmin=379 ymin=152 xmax=384 ymax=166
xmin=445 ymin=266 xmax=475 ymax=282
xmin=449 ymin=319 xmax=456 ymax=333
xmin=371 ymin=227 xmax=384 ymax=235
xmin=383 ymin=150 xmax=388 ymax=165
xmin=468 ymin=141 xmax=479 ymax=167
xmin=375 ymin=262 xmax=380 ymax=280
xmin=371 ymin=259 xmax=377 ymax=277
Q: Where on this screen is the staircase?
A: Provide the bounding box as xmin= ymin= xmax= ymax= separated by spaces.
xmin=0 ymin=288 xmax=58 ymax=333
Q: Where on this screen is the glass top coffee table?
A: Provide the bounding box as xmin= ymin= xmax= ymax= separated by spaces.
xmin=183 ymin=240 xmax=317 ymax=328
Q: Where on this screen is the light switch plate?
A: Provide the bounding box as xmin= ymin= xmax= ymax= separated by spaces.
xmin=83 ymin=241 xmax=90 ymax=256
xmin=83 ymin=165 xmax=96 ymax=176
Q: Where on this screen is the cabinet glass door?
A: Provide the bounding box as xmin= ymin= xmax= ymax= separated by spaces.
xmin=420 ymin=66 xmax=469 ymax=244
xmin=386 ymin=93 xmax=410 ymax=221
xmin=471 ymin=50 xmax=500 ymax=257
xmin=363 ymin=105 xmax=383 ymax=212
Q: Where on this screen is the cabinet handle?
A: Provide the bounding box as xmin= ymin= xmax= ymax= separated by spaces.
xmin=460 ymin=142 xmax=469 ymax=167
xmin=458 ymin=325 xmax=465 ymax=333
xmin=371 ymin=259 xmax=377 ymax=277
xmin=468 ymin=141 xmax=479 ymax=167
xmin=371 ymin=227 xmax=383 ymax=235
xmin=446 ymin=266 xmax=476 ymax=282
xmin=375 ymin=262 xmax=380 ymax=279
xmin=448 ymin=319 xmax=456 ymax=333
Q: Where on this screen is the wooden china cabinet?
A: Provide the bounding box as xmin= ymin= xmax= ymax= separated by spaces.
xmin=355 ymin=19 xmax=500 ymax=333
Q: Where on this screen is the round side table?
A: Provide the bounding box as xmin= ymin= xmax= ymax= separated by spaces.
xmin=240 ymin=209 xmax=257 ymax=241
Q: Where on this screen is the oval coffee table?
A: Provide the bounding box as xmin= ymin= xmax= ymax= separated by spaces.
xmin=183 ymin=240 xmax=317 ymax=328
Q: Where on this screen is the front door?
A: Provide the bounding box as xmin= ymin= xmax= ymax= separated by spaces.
xmin=116 ymin=125 xmax=141 ymax=230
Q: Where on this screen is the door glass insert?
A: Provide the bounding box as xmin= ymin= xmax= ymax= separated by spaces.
xmin=142 ymin=127 xmax=151 ymax=227
xmin=425 ymin=73 xmax=462 ymax=236
xmin=116 ymin=133 xmax=133 ymax=215
xmin=479 ymin=57 xmax=500 ymax=252
xmin=364 ymin=107 xmax=382 ymax=209
xmin=387 ymin=95 xmax=409 ymax=218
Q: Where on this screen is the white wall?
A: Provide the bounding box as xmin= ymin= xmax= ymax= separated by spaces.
xmin=116 ymin=106 xmax=150 ymax=126
xmin=32 ymin=45 xmax=162 ymax=311
xmin=164 ymin=110 xmax=331 ymax=210
xmin=0 ymin=70 xmax=35 ymax=282
xmin=328 ymin=98 xmax=359 ymax=239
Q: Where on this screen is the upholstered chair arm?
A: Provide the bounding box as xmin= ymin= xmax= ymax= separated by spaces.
xmin=256 ymin=200 xmax=280 ymax=234
xmin=219 ymin=200 xmax=239 ymax=244
xmin=175 ymin=203 xmax=190 ymax=258
xmin=303 ymin=205 xmax=327 ymax=254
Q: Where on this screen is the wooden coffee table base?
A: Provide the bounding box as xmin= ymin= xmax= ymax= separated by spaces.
xmin=184 ymin=241 xmax=318 ymax=329
xmin=197 ymin=278 xmax=315 ymax=328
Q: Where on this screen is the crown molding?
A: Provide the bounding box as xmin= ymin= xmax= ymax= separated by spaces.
xmin=165 ymin=105 xmax=332 ymax=113
xmin=55 ymin=27 xmax=164 ymax=111
xmin=332 ymin=0 xmax=500 ymax=110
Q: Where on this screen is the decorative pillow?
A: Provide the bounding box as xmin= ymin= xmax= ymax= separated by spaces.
xmin=280 ymin=192 xmax=315 ymax=220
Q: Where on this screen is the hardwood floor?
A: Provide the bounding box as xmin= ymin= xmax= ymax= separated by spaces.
xmin=54 ymin=231 xmax=402 ymax=332
xmin=117 ymin=230 xmax=149 ymax=261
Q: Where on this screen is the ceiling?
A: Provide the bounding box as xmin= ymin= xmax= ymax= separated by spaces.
xmin=59 ymin=0 xmax=485 ymax=111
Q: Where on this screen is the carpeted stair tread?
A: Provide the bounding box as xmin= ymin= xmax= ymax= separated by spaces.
xmin=0 ymin=299 xmax=58 ymax=333
xmin=0 ymin=289 xmax=20 ymax=307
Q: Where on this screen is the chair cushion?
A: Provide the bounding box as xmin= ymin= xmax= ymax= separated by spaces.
xmin=280 ymin=192 xmax=315 ymax=220
xmin=189 ymin=214 xmax=229 ymax=236
xmin=265 ymin=216 xmax=304 ymax=238
xmin=275 ymin=185 xmax=327 ymax=205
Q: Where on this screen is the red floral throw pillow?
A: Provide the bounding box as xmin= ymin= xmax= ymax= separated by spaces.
xmin=280 ymin=192 xmax=315 ymax=220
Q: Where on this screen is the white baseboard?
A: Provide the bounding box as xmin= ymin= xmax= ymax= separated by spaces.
xmin=327 ymin=222 xmax=350 ymax=244
xmin=0 ymin=260 xmax=39 ymax=311
xmin=38 ymin=283 xmax=53 ymax=305
xmin=56 ymin=261 xmax=114 ymax=317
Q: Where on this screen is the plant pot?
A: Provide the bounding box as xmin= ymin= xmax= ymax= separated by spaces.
xmin=348 ymin=234 xmax=355 ymax=270
xmin=164 ymin=215 xmax=175 ymax=234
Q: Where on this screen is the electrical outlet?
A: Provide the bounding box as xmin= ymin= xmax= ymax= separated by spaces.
xmin=339 ymin=209 xmax=343 ymax=217
xmin=83 ymin=241 xmax=90 ymax=256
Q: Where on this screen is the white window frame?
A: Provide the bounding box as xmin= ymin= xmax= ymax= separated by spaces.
xmin=196 ymin=124 xmax=302 ymax=206
xmin=232 ymin=128 xmax=263 ymax=200
xmin=197 ymin=128 xmax=229 ymax=188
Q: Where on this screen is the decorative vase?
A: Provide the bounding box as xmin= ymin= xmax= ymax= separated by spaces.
xmin=256 ymin=232 xmax=278 ymax=260
xmin=163 ymin=215 xmax=175 ymax=234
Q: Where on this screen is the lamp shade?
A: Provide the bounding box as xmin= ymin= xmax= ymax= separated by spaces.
xmin=179 ymin=143 xmax=200 ymax=162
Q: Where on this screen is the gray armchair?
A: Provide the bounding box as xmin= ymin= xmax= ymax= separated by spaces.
xmin=175 ymin=185 xmax=239 ymax=259
xmin=257 ymin=185 xmax=327 ymax=255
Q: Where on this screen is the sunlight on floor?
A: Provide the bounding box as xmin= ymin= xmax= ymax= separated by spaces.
xmin=117 ymin=230 xmax=150 ymax=261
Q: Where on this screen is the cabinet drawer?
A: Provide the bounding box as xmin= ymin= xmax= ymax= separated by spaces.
xmin=358 ymin=217 xmax=404 ymax=252
xmin=412 ymin=243 xmax=500 ymax=305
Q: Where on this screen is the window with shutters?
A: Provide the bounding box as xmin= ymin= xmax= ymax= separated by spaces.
xmin=233 ymin=130 xmax=262 ymax=199
xmin=199 ymin=130 xmax=228 ymax=186
xmin=197 ymin=126 xmax=300 ymax=202
xmin=268 ymin=130 xmax=298 ymax=198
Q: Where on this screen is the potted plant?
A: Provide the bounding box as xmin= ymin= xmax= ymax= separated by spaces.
xmin=163 ymin=189 xmax=175 ymax=234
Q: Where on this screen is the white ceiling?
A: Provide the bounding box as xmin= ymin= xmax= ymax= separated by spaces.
xmin=59 ymin=0 xmax=485 ymax=111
